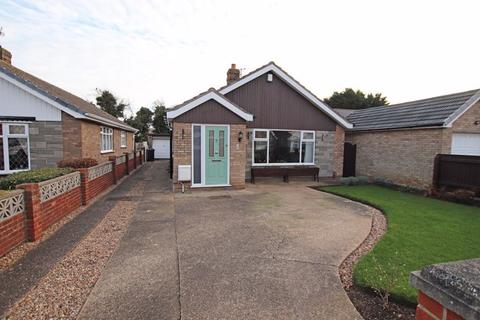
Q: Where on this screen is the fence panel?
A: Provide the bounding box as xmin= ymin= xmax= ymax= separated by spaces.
xmin=433 ymin=154 xmax=480 ymax=189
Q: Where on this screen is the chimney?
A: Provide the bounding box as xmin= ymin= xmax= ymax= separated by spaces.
xmin=0 ymin=46 xmax=12 ymax=64
xmin=226 ymin=63 xmax=240 ymax=84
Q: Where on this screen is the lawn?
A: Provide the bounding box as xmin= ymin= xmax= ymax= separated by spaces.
xmin=320 ymin=185 xmax=480 ymax=304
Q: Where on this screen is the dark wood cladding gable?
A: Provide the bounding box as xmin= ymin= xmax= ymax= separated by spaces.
xmin=174 ymin=99 xmax=246 ymax=124
xmin=225 ymin=73 xmax=336 ymax=131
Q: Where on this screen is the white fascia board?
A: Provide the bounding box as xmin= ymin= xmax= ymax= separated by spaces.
xmin=443 ymin=89 xmax=480 ymax=127
xmin=0 ymin=71 xmax=85 ymax=119
xmin=219 ymin=64 xmax=353 ymax=129
xmin=167 ymin=91 xmax=253 ymax=121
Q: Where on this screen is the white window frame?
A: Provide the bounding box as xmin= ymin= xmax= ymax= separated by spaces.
xmin=120 ymin=130 xmax=127 ymax=148
xmin=252 ymin=128 xmax=315 ymax=166
xmin=100 ymin=126 xmax=114 ymax=153
xmin=0 ymin=122 xmax=31 ymax=174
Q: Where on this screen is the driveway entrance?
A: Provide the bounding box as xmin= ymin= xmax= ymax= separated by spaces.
xmin=80 ymin=163 xmax=372 ymax=319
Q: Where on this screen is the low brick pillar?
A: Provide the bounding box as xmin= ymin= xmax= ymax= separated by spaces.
xmin=108 ymin=156 xmax=118 ymax=184
xmin=78 ymin=168 xmax=89 ymax=205
xmin=16 ymin=183 xmax=42 ymax=241
xmin=124 ymin=152 xmax=130 ymax=175
xmin=410 ymin=258 xmax=479 ymax=320
xmin=139 ymin=150 xmax=143 ymax=165
xmin=133 ymin=151 xmax=137 ymax=169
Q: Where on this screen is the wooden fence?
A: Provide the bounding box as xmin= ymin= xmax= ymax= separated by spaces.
xmin=432 ymin=154 xmax=480 ymax=189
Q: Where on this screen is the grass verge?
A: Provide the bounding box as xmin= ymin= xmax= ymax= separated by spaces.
xmin=319 ymin=185 xmax=480 ymax=303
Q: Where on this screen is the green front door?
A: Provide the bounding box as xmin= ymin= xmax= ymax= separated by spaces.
xmin=205 ymin=126 xmax=228 ymax=185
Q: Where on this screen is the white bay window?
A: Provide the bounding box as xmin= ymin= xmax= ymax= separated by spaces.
xmin=0 ymin=123 xmax=30 ymax=174
xmin=252 ymin=129 xmax=315 ymax=165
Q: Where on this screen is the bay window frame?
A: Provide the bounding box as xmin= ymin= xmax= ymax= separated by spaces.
xmin=252 ymin=128 xmax=315 ymax=166
xmin=120 ymin=130 xmax=127 ymax=148
xmin=100 ymin=126 xmax=114 ymax=153
xmin=0 ymin=122 xmax=31 ymax=174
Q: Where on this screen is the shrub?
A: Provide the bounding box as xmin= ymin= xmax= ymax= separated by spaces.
xmin=0 ymin=167 xmax=74 ymax=190
xmin=340 ymin=176 xmax=369 ymax=186
xmin=57 ymin=158 xmax=98 ymax=169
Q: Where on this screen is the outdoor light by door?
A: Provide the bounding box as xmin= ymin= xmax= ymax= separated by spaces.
xmin=182 ymin=128 xmax=185 ymax=139
xmin=238 ymin=131 xmax=244 ymax=142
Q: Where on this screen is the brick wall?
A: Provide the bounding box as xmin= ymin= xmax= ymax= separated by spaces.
xmin=172 ymin=122 xmax=192 ymax=191
xmin=0 ymin=190 xmax=26 ymax=257
xmin=1 ymin=160 xmax=144 ymax=257
xmin=346 ymin=101 xmax=480 ymax=189
xmin=79 ymin=120 xmax=134 ymax=162
xmin=79 ymin=163 xmax=115 ymax=205
xmin=0 ymin=214 xmax=25 ymax=257
xmin=333 ymin=125 xmax=345 ymax=177
xmin=415 ymin=292 xmax=463 ymax=320
xmin=230 ymin=124 xmax=247 ymax=188
xmin=62 ymin=112 xmax=82 ymax=159
xmin=30 ymin=120 xmax=63 ymax=168
xmin=347 ymin=128 xmax=446 ymax=188
xmin=40 ymin=187 xmax=82 ymax=230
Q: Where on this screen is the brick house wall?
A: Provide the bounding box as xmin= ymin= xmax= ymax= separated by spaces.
xmin=346 ymin=101 xmax=480 ymax=188
xmin=172 ymin=122 xmax=191 ymax=191
xmin=172 ymin=122 xmax=247 ymax=190
xmin=62 ymin=112 xmax=82 ymax=159
xmin=229 ymin=124 xmax=247 ymax=188
xmin=80 ymin=120 xmax=134 ymax=162
xmin=346 ymin=128 xmax=446 ymax=188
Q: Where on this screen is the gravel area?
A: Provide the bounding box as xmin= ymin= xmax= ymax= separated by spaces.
xmin=0 ymin=181 xmax=121 ymax=272
xmin=339 ymin=205 xmax=387 ymax=289
xmin=5 ymin=181 xmax=144 ymax=319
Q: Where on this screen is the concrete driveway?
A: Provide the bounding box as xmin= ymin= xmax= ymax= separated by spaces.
xmin=80 ymin=163 xmax=372 ymax=320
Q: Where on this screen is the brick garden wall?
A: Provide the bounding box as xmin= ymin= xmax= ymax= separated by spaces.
xmin=415 ymin=291 xmax=464 ymax=320
xmin=0 ymin=191 xmax=26 ymax=257
xmin=40 ymin=186 xmax=82 ymax=231
xmin=0 ymin=151 xmax=144 ymax=257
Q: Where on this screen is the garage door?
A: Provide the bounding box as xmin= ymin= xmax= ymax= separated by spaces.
xmin=152 ymin=139 xmax=170 ymax=159
xmin=451 ymin=133 xmax=480 ymax=156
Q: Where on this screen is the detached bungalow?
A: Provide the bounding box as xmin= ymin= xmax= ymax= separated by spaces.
xmin=0 ymin=46 xmax=136 ymax=174
xmin=167 ymin=62 xmax=352 ymax=190
xmin=346 ymin=89 xmax=480 ymax=188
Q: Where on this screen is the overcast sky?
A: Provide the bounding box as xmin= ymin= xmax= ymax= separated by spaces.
xmin=1 ymin=0 xmax=479 ymax=114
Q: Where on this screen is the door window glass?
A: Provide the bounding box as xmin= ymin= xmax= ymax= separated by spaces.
xmin=219 ymin=130 xmax=224 ymax=157
xmin=209 ymin=130 xmax=214 ymax=157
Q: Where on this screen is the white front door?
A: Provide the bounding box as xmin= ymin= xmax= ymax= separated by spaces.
xmin=451 ymin=133 xmax=480 ymax=156
xmin=153 ymin=139 xmax=170 ymax=159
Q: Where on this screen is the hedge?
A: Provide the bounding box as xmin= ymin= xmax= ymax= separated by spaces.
xmin=58 ymin=158 xmax=98 ymax=169
xmin=0 ymin=167 xmax=75 ymax=190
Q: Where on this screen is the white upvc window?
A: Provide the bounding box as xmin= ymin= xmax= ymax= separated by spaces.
xmin=100 ymin=126 xmax=114 ymax=153
xmin=120 ymin=130 xmax=127 ymax=148
xmin=252 ymin=129 xmax=315 ymax=166
xmin=0 ymin=123 xmax=30 ymax=174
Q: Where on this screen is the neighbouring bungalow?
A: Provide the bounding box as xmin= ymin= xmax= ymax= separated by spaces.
xmin=0 ymin=46 xmax=137 ymax=174
xmin=345 ymin=89 xmax=480 ymax=188
xmin=167 ymin=62 xmax=352 ymax=190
